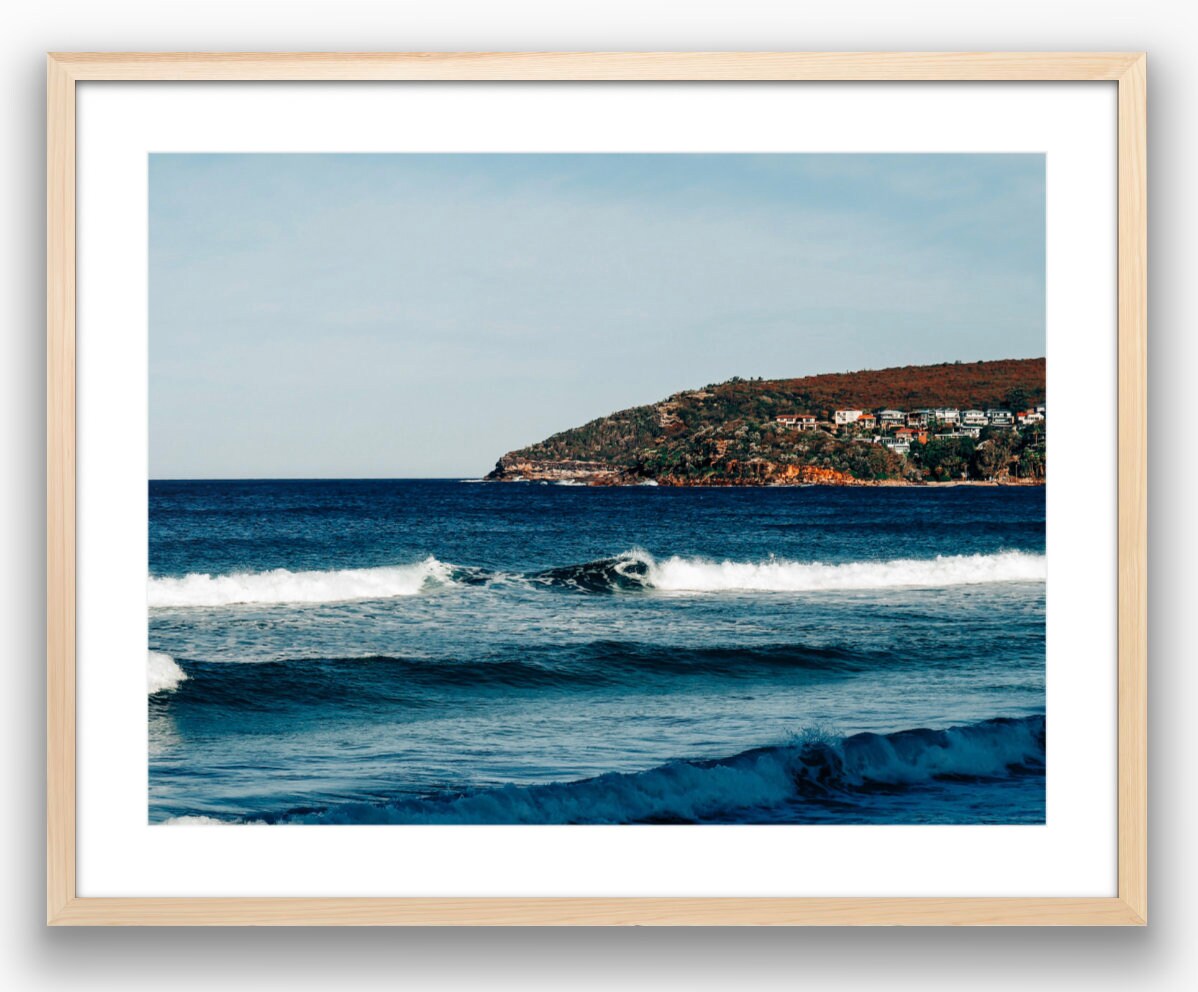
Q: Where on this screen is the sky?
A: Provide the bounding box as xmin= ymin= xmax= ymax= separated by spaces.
xmin=149 ymin=153 xmax=1045 ymax=478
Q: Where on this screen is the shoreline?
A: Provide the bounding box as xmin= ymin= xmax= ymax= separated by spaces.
xmin=485 ymin=477 xmax=1045 ymax=489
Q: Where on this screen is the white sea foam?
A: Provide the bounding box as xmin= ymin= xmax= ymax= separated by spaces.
xmin=147 ymin=651 xmax=187 ymax=694
xmin=148 ymin=550 xmax=1044 ymax=608
xmin=148 ymin=557 xmax=454 ymax=608
xmin=624 ymin=549 xmax=1045 ymax=593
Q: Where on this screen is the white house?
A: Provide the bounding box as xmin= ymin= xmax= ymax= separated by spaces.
xmin=932 ymin=407 xmax=960 ymax=424
xmin=961 ymin=409 xmax=987 ymax=427
xmin=1016 ymin=409 xmax=1045 ymax=425
xmin=776 ymin=413 xmax=818 ymax=431
xmin=878 ymin=409 xmax=905 ymax=427
xmin=834 ymin=409 xmax=864 ymax=426
xmin=986 ymin=409 xmax=1014 ymax=427
xmin=906 ymin=410 xmax=930 ymax=427
xmin=876 ymin=436 xmax=910 ymax=454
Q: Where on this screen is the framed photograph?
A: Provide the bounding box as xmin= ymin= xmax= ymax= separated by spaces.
xmin=47 ymin=52 xmax=1146 ymax=926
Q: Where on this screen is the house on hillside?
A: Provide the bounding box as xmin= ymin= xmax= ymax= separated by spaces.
xmin=878 ymin=409 xmax=905 ymax=427
xmin=986 ymin=409 xmax=1014 ymax=427
xmin=834 ymin=409 xmax=864 ymax=426
xmin=856 ymin=413 xmax=877 ymax=430
xmin=894 ymin=426 xmax=927 ymax=444
xmin=1016 ymin=408 xmax=1045 ymax=425
xmin=931 ymin=407 xmax=960 ymax=425
xmin=907 ymin=410 xmax=930 ymax=427
xmin=961 ymin=409 xmax=987 ymax=428
xmin=775 ymin=413 xmax=818 ymax=431
xmin=876 ymin=436 xmax=910 ymax=455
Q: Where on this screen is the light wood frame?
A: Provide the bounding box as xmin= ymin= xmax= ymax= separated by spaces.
xmin=46 ymin=51 xmax=1147 ymax=926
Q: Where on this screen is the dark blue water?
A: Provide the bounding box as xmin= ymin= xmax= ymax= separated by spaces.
xmin=148 ymin=480 xmax=1046 ymax=825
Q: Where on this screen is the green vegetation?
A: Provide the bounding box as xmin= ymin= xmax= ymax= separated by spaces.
xmin=629 ymin=423 xmax=913 ymax=483
xmin=910 ymin=436 xmax=977 ymax=482
xmin=519 ymin=406 xmax=661 ymax=465
xmin=909 ymin=423 xmax=1046 ymax=483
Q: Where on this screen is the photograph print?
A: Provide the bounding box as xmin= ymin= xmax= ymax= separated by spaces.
xmin=148 ymin=153 xmax=1047 ymax=826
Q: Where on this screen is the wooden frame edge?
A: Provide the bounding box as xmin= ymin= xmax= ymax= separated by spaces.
xmin=48 ymin=50 xmax=1142 ymax=81
xmin=49 ymin=896 xmax=1145 ymax=927
xmin=46 ymin=51 xmax=1148 ymax=927
xmin=46 ymin=51 xmax=77 ymax=928
xmin=1115 ymin=51 xmax=1148 ymax=925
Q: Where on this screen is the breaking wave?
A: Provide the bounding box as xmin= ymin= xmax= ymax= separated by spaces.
xmin=148 ymin=557 xmax=455 ymax=608
xmin=147 ymin=651 xmax=187 ymax=695
xmin=148 ymin=549 xmax=1044 ymax=608
xmin=144 ymin=642 xmax=882 ymax=708
xmin=265 ymin=715 xmax=1045 ymax=825
xmin=533 ymin=549 xmax=1045 ymax=594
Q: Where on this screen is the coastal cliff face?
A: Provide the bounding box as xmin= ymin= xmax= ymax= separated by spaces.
xmin=489 ymin=455 xmax=617 ymax=483
xmin=485 ymin=358 xmax=1047 ymax=487
xmin=488 ymin=454 xmax=862 ymax=487
xmin=650 ymin=463 xmax=861 ymax=487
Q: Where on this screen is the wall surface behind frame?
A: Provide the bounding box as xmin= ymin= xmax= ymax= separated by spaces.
xmin=0 ymin=0 xmax=1190 ymax=989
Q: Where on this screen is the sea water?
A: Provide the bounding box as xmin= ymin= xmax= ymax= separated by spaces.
xmin=148 ymin=480 xmax=1046 ymax=825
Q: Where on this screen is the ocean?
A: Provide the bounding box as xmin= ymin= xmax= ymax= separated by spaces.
xmin=148 ymin=480 xmax=1046 ymax=825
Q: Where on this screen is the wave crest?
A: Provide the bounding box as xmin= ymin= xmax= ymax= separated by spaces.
xmin=148 ymin=557 xmax=454 ymax=608
xmin=276 ymin=715 xmax=1045 ymax=825
xmin=143 ymin=642 xmax=880 ymax=707
xmin=537 ymin=549 xmax=1045 ymax=594
xmin=148 ymin=549 xmax=1044 ymax=608
xmin=147 ymin=651 xmax=187 ymax=694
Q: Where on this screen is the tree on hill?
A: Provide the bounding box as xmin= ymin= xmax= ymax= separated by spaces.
xmin=1005 ymin=386 xmax=1031 ymax=413
xmin=911 ymin=437 xmax=976 ymax=482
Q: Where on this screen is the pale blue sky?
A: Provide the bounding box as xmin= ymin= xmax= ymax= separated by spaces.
xmin=149 ymin=153 xmax=1044 ymax=478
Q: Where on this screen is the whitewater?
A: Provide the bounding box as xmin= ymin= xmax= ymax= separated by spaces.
xmin=148 ymin=556 xmax=455 ymax=607
xmin=148 ymin=549 xmax=1044 ymax=608
xmin=147 ymin=650 xmax=187 ymax=694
